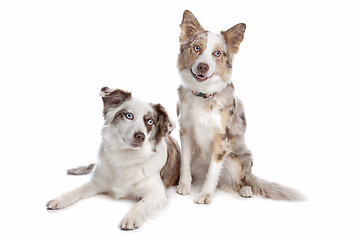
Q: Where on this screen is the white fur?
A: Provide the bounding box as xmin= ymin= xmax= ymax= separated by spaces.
xmin=47 ymin=97 xmax=168 ymax=230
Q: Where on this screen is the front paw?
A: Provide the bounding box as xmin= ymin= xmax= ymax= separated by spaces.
xmin=194 ymin=193 xmax=212 ymax=204
xmin=46 ymin=196 xmax=70 ymax=210
xmin=239 ymin=186 xmax=253 ymax=198
xmin=120 ymin=213 xmax=143 ymax=230
xmin=177 ymin=182 xmax=191 ymax=195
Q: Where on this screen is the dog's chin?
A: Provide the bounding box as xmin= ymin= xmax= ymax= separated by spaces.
xmin=130 ymin=142 xmax=143 ymax=149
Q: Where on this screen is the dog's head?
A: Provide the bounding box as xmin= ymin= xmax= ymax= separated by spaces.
xmin=100 ymin=87 xmax=175 ymax=151
xmin=177 ymin=10 xmax=246 ymax=94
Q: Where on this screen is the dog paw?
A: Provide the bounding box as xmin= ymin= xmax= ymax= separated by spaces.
xmin=177 ymin=182 xmax=191 ymax=195
xmin=239 ymin=186 xmax=253 ymax=198
xmin=46 ymin=196 xmax=70 ymax=210
xmin=194 ymin=193 xmax=212 ymax=204
xmin=120 ymin=214 xmax=143 ymax=230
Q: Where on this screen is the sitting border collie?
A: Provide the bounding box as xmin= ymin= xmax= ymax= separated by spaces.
xmin=176 ymin=10 xmax=303 ymax=203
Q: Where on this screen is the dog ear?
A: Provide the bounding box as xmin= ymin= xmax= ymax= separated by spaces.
xmin=152 ymin=104 xmax=175 ymax=144
xmin=221 ymin=23 xmax=246 ymax=55
xmin=179 ymin=10 xmax=205 ymax=43
xmin=99 ymin=87 xmax=131 ymax=117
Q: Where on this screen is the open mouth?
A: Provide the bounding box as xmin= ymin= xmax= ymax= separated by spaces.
xmin=190 ymin=69 xmax=215 ymax=82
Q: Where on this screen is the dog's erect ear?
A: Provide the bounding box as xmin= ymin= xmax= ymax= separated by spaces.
xmin=221 ymin=23 xmax=246 ymax=55
xmin=100 ymin=86 xmax=131 ymax=116
xmin=152 ymin=104 xmax=175 ymax=144
xmin=179 ymin=10 xmax=205 ymax=43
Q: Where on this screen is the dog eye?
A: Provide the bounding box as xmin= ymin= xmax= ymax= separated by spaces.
xmin=214 ymin=51 xmax=221 ymax=57
xmin=194 ymin=45 xmax=201 ymax=52
xmin=125 ymin=113 xmax=134 ymax=120
xmin=147 ymin=119 xmax=154 ymax=126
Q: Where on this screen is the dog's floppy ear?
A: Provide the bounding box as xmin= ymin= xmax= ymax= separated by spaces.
xmin=221 ymin=23 xmax=246 ymax=55
xmin=100 ymin=86 xmax=131 ymax=117
xmin=152 ymin=103 xmax=175 ymax=144
xmin=179 ymin=10 xmax=205 ymax=43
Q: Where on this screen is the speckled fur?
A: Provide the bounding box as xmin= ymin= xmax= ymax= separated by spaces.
xmin=176 ymin=10 xmax=304 ymax=203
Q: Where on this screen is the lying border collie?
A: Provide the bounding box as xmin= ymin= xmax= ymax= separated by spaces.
xmin=47 ymin=87 xmax=180 ymax=230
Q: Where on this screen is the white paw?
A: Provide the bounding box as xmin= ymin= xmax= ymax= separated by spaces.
xmin=240 ymin=186 xmax=253 ymax=198
xmin=46 ymin=196 xmax=70 ymax=210
xmin=194 ymin=193 xmax=212 ymax=204
xmin=177 ymin=182 xmax=191 ymax=195
xmin=120 ymin=213 xmax=143 ymax=230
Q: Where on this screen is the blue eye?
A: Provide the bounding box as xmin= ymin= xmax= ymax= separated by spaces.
xmin=125 ymin=113 xmax=134 ymax=120
xmin=214 ymin=51 xmax=221 ymax=57
xmin=147 ymin=119 xmax=154 ymax=126
xmin=194 ymin=45 xmax=201 ymax=52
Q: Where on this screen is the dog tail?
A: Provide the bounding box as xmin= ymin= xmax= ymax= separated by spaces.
xmin=248 ymin=174 xmax=305 ymax=201
xmin=67 ymin=163 xmax=95 ymax=175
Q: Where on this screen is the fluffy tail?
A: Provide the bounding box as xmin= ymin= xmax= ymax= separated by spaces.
xmin=67 ymin=163 xmax=95 ymax=175
xmin=249 ymin=174 xmax=305 ymax=201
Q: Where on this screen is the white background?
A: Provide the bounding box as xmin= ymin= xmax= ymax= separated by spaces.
xmin=1 ymin=0 xmax=359 ymax=239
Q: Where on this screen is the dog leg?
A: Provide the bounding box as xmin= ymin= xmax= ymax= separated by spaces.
xmin=238 ymin=150 xmax=253 ymax=198
xmin=195 ymin=133 xmax=229 ymax=204
xmin=120 ymin=178 xmax=167 ymax=230
xmin=195 ymin=159 xmax=224 ymax=204
xmin=46 ymin=181 xmax=100 ymax=210
xmin=177 ymin=129 xmax=192 ymax=195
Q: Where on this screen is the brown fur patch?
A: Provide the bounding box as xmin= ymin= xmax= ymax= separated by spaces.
xmin=143 ymin=112 xmax=155 ymax=134
xmin=240 ymin=112 xmax=247 ymax=128
xmin=213 ymin=43 xmax=232 ymax=82
xmin=179 ymin=10 xmax=205 ymax=44
xmin=224 ymin=127 xmax=233 ymax=141
xmin=178 ymin=35 xmax=207 ymax=71
xmin=213 ymin=133 xmax=229 ymax=162
xmin=220 ymin=109 xmax=231 ymax=129
xmin=160 ymin=136 xmax=181 ymax=188
xmin=176 ymin=103 xmax=180 ymax=117
xmin=152 ymin=104 xmax=171 ymax=146
xmin=100 ymin=87 xmax=132 ymax=118
xmin=221 ymin=23 xmax=246 ymax=55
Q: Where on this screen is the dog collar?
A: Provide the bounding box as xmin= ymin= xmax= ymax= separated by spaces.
xmin=191 ymin=90 xmax=217 ymax=99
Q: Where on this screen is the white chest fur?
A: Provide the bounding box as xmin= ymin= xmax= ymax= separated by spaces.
xmin=179 ymin=94 xmax=223 ymax=151
xmin=92 ymin=141 xmax=167 ymax=199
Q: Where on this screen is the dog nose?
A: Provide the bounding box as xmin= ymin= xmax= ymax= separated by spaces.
xmin=197 ymin=63 xmax=209 ymax=74
xmin=134 ymin=132 xmax=145 ymax=142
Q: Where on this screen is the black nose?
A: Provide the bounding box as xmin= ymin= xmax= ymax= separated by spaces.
xmin=134 ymin=132 xmax=145 ymax=142
xmin=197 ymin=62 xmax=209 ymax=74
